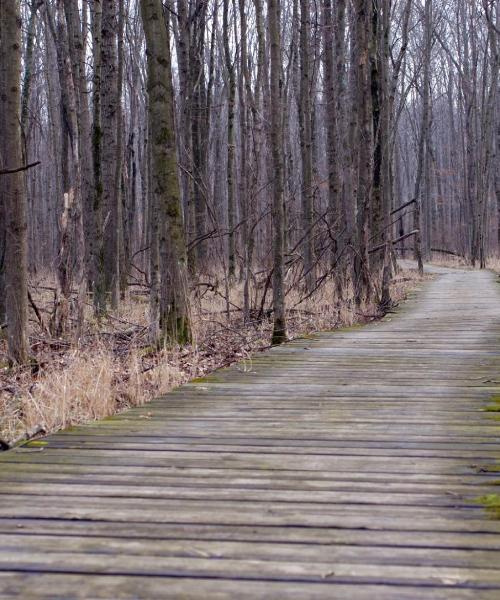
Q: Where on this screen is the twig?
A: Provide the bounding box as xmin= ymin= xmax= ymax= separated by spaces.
xmin=431 ymin=247 xmax=463 ymax=258
xmin=0 ymin=160 xmax=41 ymax=175
xmin=369 ymin=230 xmax=419 ymax=254
xmin=27 ymin=290 xmax=48 ymax=333
xmin=390 ymin=198 xmax=416 ymax=216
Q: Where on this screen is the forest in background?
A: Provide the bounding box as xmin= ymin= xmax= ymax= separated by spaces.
xmin=0 ymin=0 xmax=498 ymax=444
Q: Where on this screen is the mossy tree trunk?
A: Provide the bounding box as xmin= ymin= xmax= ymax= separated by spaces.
xmin=140 ymin=0 xmax=191 ymax=347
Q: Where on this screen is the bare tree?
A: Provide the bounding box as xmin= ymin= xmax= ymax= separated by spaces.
xmin=0 ymin=0 xmax=29 ymax=363
xmin=102 ymin=0 xmax=120 ymax=306
xmin=140 ymin=0 xmax=191 ymax=345
xmin=299 ymin=0 xmax=314 ymax=291
xmin=268 ymin=0 xmax=287 ymax=344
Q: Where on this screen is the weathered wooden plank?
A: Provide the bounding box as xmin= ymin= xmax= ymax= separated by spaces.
xmin=0 ymin=503 xmax=497 ymax=534
xmin=3 ymin=519 xmax=500 ymax=550
xmin=5 ymin=533 xmax=500 ymax=569
xmin=3 ymin=550 xmax=500 ymax=587
xmin=1 ymin=573 xmax=499 ymax=600
xmin=0 ymin=473 xmax=493 ymax=496
xmin=0 ymin=482 xmax=487 ymax=508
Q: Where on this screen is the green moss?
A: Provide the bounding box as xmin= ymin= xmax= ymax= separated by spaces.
xmin=190 ymin=375 xmax=224 ymax=384
xmin=23 ymin=440 xmax=48 ymax=448
xmin=89 ymin=416 xmax=119 ymax=425
xmin=476 ymin=494 xmax=500 ymax=519
xmin=484 ymin=394 xmax=500 ymax=412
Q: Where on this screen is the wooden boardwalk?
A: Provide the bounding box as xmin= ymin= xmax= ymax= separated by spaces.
xmin=1 ymin=265 xmax=500 ymax=598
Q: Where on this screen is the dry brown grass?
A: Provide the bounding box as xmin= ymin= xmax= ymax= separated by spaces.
xmin=429 ymin=252 xmax=500 ymax=272
xmin=430 ymin=254 xmax=472 ymax=269
xmin=0 ymin=264 xmax=423 ymax=446
xmin=487 ymin=257 xmax=500 ymax=274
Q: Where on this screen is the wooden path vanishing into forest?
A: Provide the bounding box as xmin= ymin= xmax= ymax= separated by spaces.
xmin=1 ymin=264 xmax=500 ymax=598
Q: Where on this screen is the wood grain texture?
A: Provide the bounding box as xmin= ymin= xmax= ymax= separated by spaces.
xmin=1 ymin=264 xmax=500 ymax=598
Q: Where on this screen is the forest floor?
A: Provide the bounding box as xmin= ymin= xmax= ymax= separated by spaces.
xmin=0 ymin=265 xmax=428 ymax=447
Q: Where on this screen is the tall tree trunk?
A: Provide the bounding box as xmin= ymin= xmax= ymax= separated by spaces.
xmin=299 ymin=0 xmax=314 ymax=291
xmin=63 ymin=0 xmax=93 ymax=283
xmin=20 ymin=0 xmax=43 ymax=155
xmin=370 ymin=0 xmax=392 ymax=307
xmin=45 ymin=1 xmax=86 ymax=335
xmin=102 ymin=0 xmax=119 ymax=305
xmin=140 ymin=0 xmax=191 ymax=346
xmin=268 ymin=0 xmax=287 ymax=344
xmin=0 ymin=0 xmax=29 ymax=363
xmin=190 ymin=5 xmax=208 ymax=269
xmin=114 ymin=0 xmax=125 ymax=300
xmin=223 ymin=0 xmax=236 ymax=282
xmin=353 ymin=0 xmax=373 ymax=305
xmin=91 ymin=0 xmax=106 ymax=315
xmin=413 ymin=0 xmax=432 ymax=276
xmin=174 ymin=0 xmax=194 ymax=272
xmin=238 ymin=0 xmax=252 ymax=318
xmin=322 ymin=0 xmax=343 ymax=271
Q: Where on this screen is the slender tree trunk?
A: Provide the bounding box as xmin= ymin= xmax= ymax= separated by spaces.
xmin=63 ymin=0 xmax=93 ymax=283
xmin=299 ymin=0 xmax=314 ymax=291
xmin=322 ymin=0 xmax=343 ymax=272
xmin=102 ymin=0 xmax=119 ymax=305
xmin=174 ymin=0 xmax=194 ymax=272
xmin=370 ymin=0 xmax=392 ymax=307
xmin=114 ymin=0 xmax=125 ymax=301
xmin=223 ymin=0 xmax=236 ymax=283
xmin=413 ymin=0 xmax=431 ymax=276
xmin=353 ymin=0 xmax=373 ymax=305
xmin=91 ymin=0 xmax=106 ymax=315
xmin=268 ymin=0 xmax=287 ymax=344
xmin=45 ymin=2 xmax=86 ymax=335
xmin=190 ymin=7 xmax=208 ymax=269
xmin=20 ymin=0 xmax=43 ymax=154
xmin=238 ymin=0 xmax=251 ymax=318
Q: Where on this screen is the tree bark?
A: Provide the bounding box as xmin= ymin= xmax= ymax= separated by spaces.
xmin=353 ymin=0 xmax=373 ymax=306
xmin=223 ymin=0 xmax=237 ymax=283
xmin=268 ymin=0 xmax=287 ymax=344
xmin=140 ymin=0 xmax=191 ymax=346
xmin=0 ymin=0 xmax=29 ymax=363
xmin=102 ymin=0 xmax=120 ymax=305
xmin=91 ymin=0 xmax=106 ymax=315
xmin=299 ymin=0 xmax=314 ymax=291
